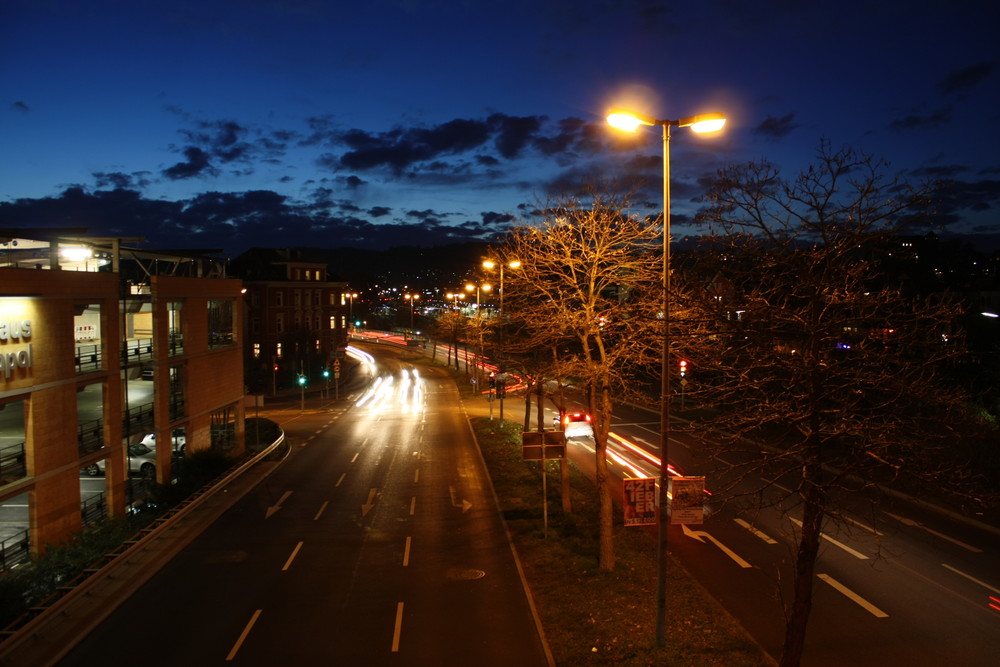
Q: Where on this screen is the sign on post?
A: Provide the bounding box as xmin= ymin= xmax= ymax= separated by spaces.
xmin=521 ymin=431 xmax=566 ymax=460
xmin=669 ymin=476 xmax=706 ymax=525
xmin=623 ymin=477 xmax=657 ymax=526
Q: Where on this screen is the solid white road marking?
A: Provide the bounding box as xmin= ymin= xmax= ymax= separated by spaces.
xmin=282 ymin=541 xmax=303 ymax=571
xmin=226 ymin=609 xmax=262 ymax=661
xmin=735 ymin=518 xmax=778 ymax=544
xmin=818 ymin=573 xmax=889 ymax=617
xmin=391 ymin=602 xmax=404 ymax=652
xmin=790 ymin=518 xmax=869 ymax=560
xmin=885 ymin=512 xmax=983 ymax=553
xmin=941 ymin=563 xmax=1000 ymax=595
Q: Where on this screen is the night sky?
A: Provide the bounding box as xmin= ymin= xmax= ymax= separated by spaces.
xmin=3 ymin=0 xmax=999 ymax=256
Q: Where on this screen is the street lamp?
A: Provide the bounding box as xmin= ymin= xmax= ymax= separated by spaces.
xmin=347 ymin=292 xmax=358 ymax=330
xmin=403 ymin=293 xmax=420 ymax=336
xmin=608 ymin=106 xmax=726 ymax=647
xmin=483 ymin=259 xmax=520 ymax=421
xmin=465 ymin=282 xmax=492 ymax=384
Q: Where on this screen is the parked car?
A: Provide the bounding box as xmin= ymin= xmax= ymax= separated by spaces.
xmin=141 ymin=429 xmax=186 ymax=455
xmin=83 ymin=442 xmax=157 ymax=479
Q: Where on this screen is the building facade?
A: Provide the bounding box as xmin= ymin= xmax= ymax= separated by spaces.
xmin=233 ymin=248 xmax=348 ymax=393
xmin=0 ymin=234 xmax=245 ymax=563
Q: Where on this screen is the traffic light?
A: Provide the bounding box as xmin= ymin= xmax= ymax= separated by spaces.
xmin=488 ymin=372 xmax=496 ymax=389
xmin=297 ymin=374 xmax=307 ymax=386
xmin=273 ymin=363 xmax=279 ymax=372
xmin=678 ymin=359 xmax=687 ymax=377
xmin=322 ymin=367 xmax=330 ymax=378
xmin=496 ymin=380 xmax=506 ymax=398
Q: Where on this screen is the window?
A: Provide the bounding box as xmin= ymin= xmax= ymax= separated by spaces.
xmin=208 ymin=299 xmax=235 ymax=348
xmin=168 ymin=301 xmax=184 ymax=356
xmin=274 ymin=290 xmax=283 ymax=307
xmin=276 ymin=342 xmax=283 ymax=358
xmin=276 ymin=313 xmax=284 ymax=333
xmin=74 ymin=302 xmax=103 ymax=374
xmin=253 ymin=342 xmax=261 ymax=358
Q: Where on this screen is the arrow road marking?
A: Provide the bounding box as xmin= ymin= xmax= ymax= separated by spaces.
xmin=266 ymin=490 xmax=292 ymax=519
xmin=885 ymin=511 xmax=983 ymax=553
xmin=361 ymin=488 xmax=378 ymax=517
xmin=682 ymin=523 xmax=752 ymax=568
xmin=448 ymin=485 xmax=473 ymax=513
xmin=818 ymin=573 xmax=889 ymax=617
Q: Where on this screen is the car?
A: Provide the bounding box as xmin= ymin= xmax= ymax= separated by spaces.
xmin=140 ymin=429 xmax=186 ymax=455
xmin=561 ymin=411 xmax=594 ymax=440
xmin=83 ymin=442 xmax=157 ymax=479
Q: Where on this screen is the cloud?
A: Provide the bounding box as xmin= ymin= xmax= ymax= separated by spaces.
xmin=752 ymin=113 xmax=799 ymax=139
xmin=938 ymin=61 xmax=995 ymax=95
xmin=0 ymin=185 xmax=508 ymax=255
xmin=163 ymin=146 xmax=215 ymax=180
xmin=888 ymin=108 xmax=952 ymax=131
xmin=329 ymin=113 xmax=604 ymax=176
xmin=11 ymin=101 xmax=29 ymax=112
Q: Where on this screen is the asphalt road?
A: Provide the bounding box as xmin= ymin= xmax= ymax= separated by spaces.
xmin=58 ymin=348 xmax=550 ymax=666
xmin=560 ymin=400 xmax=1000 ymax=666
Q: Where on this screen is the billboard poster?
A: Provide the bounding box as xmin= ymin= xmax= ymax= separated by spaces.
xmin=623 ymin=477 xmax=657 ymax=526
xmin=670 ymin=476 xmax=706 ymax=525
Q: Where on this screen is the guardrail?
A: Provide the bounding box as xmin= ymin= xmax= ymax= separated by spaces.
xmin=0 ymin=430 xmax=286 ymax=647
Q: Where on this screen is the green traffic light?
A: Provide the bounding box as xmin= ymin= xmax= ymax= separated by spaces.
xmin=298 ymin=375 xmax=307 ymax=386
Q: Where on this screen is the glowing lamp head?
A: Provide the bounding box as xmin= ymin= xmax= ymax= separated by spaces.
xmin=686 ymin=113 xmax=727 ymax=133
xmin=606 ymin=110 xmax=654 ymax=132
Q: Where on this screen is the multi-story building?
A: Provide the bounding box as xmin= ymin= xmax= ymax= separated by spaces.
xmin=231 ymin=248 xmax=348 ymax=393
xmin=0 ymin=232 xmax=245 ymax=565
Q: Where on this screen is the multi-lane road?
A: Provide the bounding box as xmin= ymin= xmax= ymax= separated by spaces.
xmin=566 ymin=402 xmax=1000 ymax=666
xmin=58 ymin=346 xmax=550 ymax=666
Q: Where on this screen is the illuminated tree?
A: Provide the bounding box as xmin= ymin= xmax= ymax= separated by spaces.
xmin=499 ymin=183 xmax=661 ymax=570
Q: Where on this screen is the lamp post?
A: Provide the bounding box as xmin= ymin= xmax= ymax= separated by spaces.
xmin=608 ymin=107 xmax=725 ymax=647
xmin=464 ymin=282 xmax=492 ymax=385
xmin=347 ymin=292 xmax=358 ymax=330
xmin=404 ymin=293 xmax=420 ymax=338
xmin=483 ymin=260 xmax=520 ymax=421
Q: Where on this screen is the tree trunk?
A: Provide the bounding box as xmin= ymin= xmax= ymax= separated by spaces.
xmin=590 ymin=382 xmax=614 ymax=570
xmin=780 ymin=460 xmax=825 ymax=667
xmin=561 ymin=459 xmax=572 ymax=513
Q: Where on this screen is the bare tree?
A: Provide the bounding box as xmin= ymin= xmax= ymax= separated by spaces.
xmin=679 ymin=143 xmax=973 ymax=666
xmin=499 ymin=184 xmax=661 ymax=570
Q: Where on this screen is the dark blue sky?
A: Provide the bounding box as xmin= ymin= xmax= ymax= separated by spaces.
xmin=3 ymin=0 xmax=999 ymax=255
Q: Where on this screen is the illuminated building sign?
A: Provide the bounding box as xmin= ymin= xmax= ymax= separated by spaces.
xmin=0 ymin=319 xmax=33 ymax=380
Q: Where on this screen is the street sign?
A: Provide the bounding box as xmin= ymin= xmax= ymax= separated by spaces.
xmin=521 ymin=431 xmax=566 ymax=460
xmin=670 ymin=476 xmax=706 ymax=525
xmin=623 ymin=477 xmax=657 ymax=526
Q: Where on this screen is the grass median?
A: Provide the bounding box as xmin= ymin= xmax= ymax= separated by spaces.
xmin=470 ymin=416 xmax=771 ymax=666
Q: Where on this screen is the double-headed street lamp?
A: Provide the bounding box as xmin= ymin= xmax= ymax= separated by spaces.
xmin=403 ymin=293 xmax=420 ymax=336
xmin=347 ymin=291 xmax=359 ymax=329
xmin=608 ymin=107 xmax=726 ymax=648
xmin=482 ymin=259 xmax=520 ymax=421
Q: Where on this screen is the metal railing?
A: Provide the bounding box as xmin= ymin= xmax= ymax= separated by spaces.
xmin=0 ymin=530 xmax=29 ymax=571
xmin=0 ymin=441 xmax=26 ymax=483
xmin=75 ymin=344 xmax=102 ymax=375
